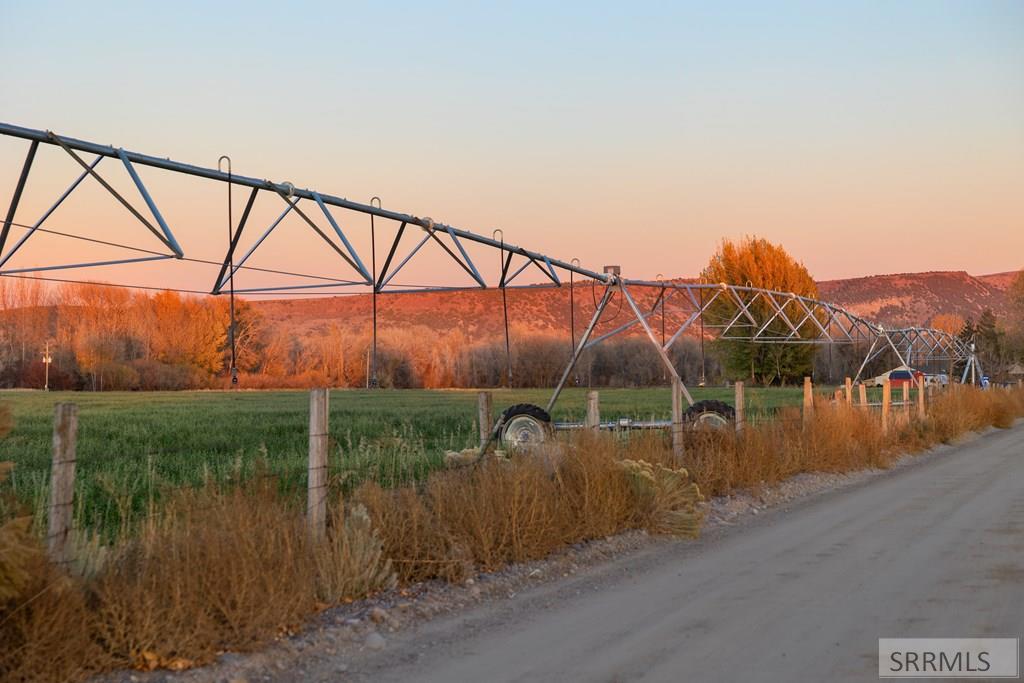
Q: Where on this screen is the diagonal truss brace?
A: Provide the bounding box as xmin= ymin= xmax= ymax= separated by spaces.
xmin=0 ymin=134 xmax=185 ymax=276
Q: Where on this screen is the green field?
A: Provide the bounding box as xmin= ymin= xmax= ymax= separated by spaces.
xmin=0 ymin=386 xmax=830 ymax=536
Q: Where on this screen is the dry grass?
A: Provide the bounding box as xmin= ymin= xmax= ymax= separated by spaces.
xmin=676 ymin=404 xmax=891 ymax=497
xmin=89 ymin=480 xmax=318 ymax=670
xmin=1 ymin=385 xmax=1022 ymax=681
xmin=677 ymin=385 xmax=1024 ymax=499
xmin=0 ymin=561 xmax=101 ymax=683
xmin=357 ymin=440 xmax=702 ymax=581
xmin=0 ymin=478 xmax=398 ymax=680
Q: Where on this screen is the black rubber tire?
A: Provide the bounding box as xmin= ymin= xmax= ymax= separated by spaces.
xmin=684 ymin=399 xmax=736 ymax=426
xmin=497 ymin=403 xmax=552 ymax=449
xmin=500 ymin=403 xmax=552 ymax=424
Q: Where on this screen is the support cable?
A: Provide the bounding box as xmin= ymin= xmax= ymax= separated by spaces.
xmin=219 ymin=157 xmax=239 ymax=386
xmin=2 ymin=220 xmax=362 ymax=284
xmin=699 ymin=278 xmax=706 ymax=386
xmin=369 ymin=197 xmax=380 ymax=388
xmin=0 ymin=272 xmax=210 ymax=295
xmin=494 ymin=229 xmax=512 ymax=387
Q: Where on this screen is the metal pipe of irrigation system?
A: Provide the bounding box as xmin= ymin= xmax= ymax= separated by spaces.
xmin=0 ymin=121 xmax=977 ymax=375
xmin=0 ymin=122 xmax=610 ymax=283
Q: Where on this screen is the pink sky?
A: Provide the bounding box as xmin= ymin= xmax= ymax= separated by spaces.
xmin=1 ymin=2 xmax=1022 ymax=294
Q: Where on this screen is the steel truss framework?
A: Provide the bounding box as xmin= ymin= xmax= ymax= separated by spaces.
xmin=0 ymin=122 xmax=979 ymax=408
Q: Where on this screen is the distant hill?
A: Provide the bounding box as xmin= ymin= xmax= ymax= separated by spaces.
xmin=817 ymin=271 xmax=1013 ymax=328
xmin=253 ymin=270 xmax=1017 ymax=341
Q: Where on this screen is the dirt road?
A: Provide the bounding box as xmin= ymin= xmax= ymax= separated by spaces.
xmin=339 ymin=426 xmax=1023 ymax=682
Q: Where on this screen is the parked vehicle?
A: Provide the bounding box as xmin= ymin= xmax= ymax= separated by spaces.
xmin=924 ymin=373 xmax=949 ymax=386
xmin=888 ymin=368 xmax=924 ymax=388
xmin=867 ymin=366 xmax=924 ymax=388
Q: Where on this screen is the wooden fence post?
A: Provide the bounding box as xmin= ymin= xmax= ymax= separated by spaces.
xmin=307 ymin=388 xmax=329 ymax=540
xmin=734 ymin=381 xmax=745 ymax=432
xmin=671 ymin=379 xmax=685 ymax=459
xmin=802 ymin=376 xmax=813 ymax=425
xmin=882 ymin=379 xmax=891 ymax=432
xmin=917 ymin=376 xmax=926 ymax=419
xmin=585 ymin=390 xmax=600 ymax=431
xmin=902 ymin=383 xmax=910 ymax=415
xmin=858 ymin=383 xmax=868 ymax=406
xmin=48 ymin=403 xmax=78 ymax=566
xmin=477 ymin=391 xmax=493 ymax=447
xmin=844 ymin=377 xmax=853 ymax=405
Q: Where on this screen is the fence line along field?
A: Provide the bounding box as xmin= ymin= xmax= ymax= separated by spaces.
xmin=0 ymin=386 xmax=828 ymax=536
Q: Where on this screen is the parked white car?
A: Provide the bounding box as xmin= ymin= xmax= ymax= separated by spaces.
xmin=866 ymin=366 xmax=921 ymax=388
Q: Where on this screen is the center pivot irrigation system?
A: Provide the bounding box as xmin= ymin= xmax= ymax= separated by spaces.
xmin=0 ymin=122 xmax=981 ymax=449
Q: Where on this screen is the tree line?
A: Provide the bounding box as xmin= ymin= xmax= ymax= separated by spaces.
xmin=2 ymin=237 xmax=1020 ymax=390
xmin=0 ymin=279 xmax=727 ymax=391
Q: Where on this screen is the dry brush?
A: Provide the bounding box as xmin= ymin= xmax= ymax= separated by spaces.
xmin=1 ymin=385 xmax=1023 ymax=681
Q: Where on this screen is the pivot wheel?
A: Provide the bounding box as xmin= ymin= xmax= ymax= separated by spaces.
xmin=685 ymin=400 xmax=735 ymax=429
xmin=498 ymin=403 xmax=552 ymax=451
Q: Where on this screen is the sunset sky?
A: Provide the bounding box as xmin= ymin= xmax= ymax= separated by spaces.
xmin=1 ymin=1 xmax=1022 ymax=294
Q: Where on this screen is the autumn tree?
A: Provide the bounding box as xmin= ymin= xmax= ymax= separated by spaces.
xmin=0 ymin=278 xmax=52 ymax=386
xmin=1010 ymin=270 xmax=1024 ymax=322
xmin=1006 ymin=270 xmax=1024 ymax=363
xmin=930 ymin=313 xmax=966 ymax=336
xmin=702 ymin=236 xmax=819 ymax=385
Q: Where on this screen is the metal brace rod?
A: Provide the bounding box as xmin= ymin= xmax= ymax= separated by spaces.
xmin=0 ymin=153 xmax=102 ymax=268
xmin=524 ymin=258 xmax=557 ymax=286
xmin=0 ymin=140 xmax=38 ymax=256
xmin=382 ymin=282 xmax=562 ymax=295
xmin=231 ymin=281 xmax=364 ymax=294
xmin=376 ymin=221 xmax=406 ymax=290
xmin=48 ymin=133 xmax=175 ymax=253
xmin=1 ymin=254 xmax=173 ymax=275
xmin=498 ymin=250 xmax=514 ymax=287
xmin=661 ymin=309 xmax=703 ymax=352
xmin=443 ymin=226 xmax=486 ymax=288
xmin=378 ymin=231 xmax=432 ymax=289
xmin=619 ymin=281 xmax=694 ymax=406
xmin=273 ymin=190 xmax=365 ymax=280
xmin=546 ymin=282 xmax=617 ymax=413
xmin=786 ymin=298 xmax=831 ymax=340
xmin=504 ymin=255 xmax=534 ymax=286
xmin=117 ymin=150 xmax=183 ymax=256
xmin=313 ymin=192 xmax=372 ymax=283
xmin=751 ymin=292 xmax=794 ymax=339
xmin=224 ymin=198 xmax=298 ymax=285
xmin=585 ymin=287 xmax=680 ymax=349
xmin=427 ymin=229 xmax=486 ymax=288
xmin=714 ymin=289 xmax=762 ymax=334
xmin=212 ymin=187 xmax=259 ymax=294
xmin=542 ymin=255 xmax=560 ymax=285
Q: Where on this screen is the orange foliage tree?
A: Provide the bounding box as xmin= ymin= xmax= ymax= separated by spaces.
xmin=930 ymin=313 xmax=966 ymax=336
xmin=701 ymin=236 xmax=819 ymax=385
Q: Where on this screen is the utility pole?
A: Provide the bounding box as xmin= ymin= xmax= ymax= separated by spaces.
xmin=42 ymin=340 xmax=52 ymax=391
